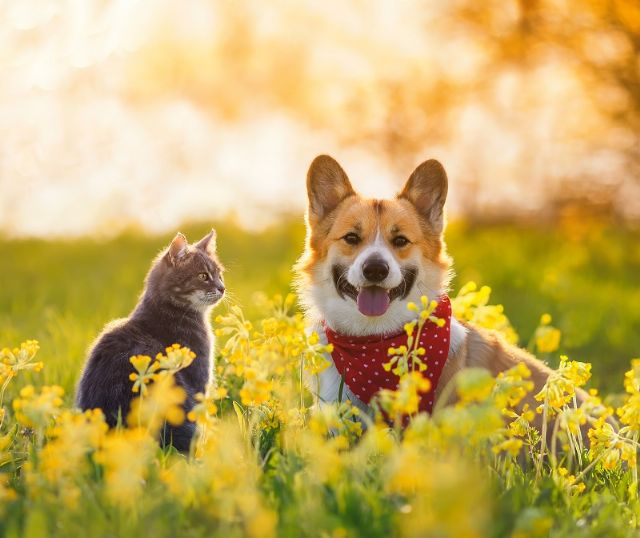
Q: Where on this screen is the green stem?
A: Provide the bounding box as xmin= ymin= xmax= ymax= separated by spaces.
xmin=536 ymin=387 xmax=550 ymax=480
xmin=575 ymin=449 xmax=609 ymax=482
xmin=550 ymin=415 xmax=560 ymax=470
xmin=0 ymin=374 xmax=14 ymax=429
xmin=633 ymin=431 xmax=639 ymax=499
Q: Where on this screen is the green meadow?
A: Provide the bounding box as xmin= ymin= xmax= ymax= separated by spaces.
xmin=2 ymin=219 xmax=639 ymax=397
xmin=3 ymin=218 xmax=640 ymax=537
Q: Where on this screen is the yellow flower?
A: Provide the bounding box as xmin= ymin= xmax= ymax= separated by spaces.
xmin=618 ymin=392 xmax=640 ymax=431
xmin=623 ymin=358 xmax=640 ymax=394
xmin=0 ymin=431 xmax=12 ymax=467
xmin=452 ymin=284 xmax=518 ymax=344
xmin=156 ymin=344 xmax=196 ymax=371
xmin=129 ymin=345 xmax=196 ymax=397
xmin=504 ymin=404 xmax=535 ymax=438
xmin=602 ymin=449 xmax=620 ymax=470
xmin=12 ymin=385 xmax=64 ymax=428
xmin=560 ymin=356 xmax=591 ymax=387
xmin=378 ymin=372 xmax=432 ymax=417
xmin=492 ymin=438 xmax=523 ymax=457
xmin=404 ymin=321 xmax=417 ymax=337
xmin=239 ymin=369 xmax=273 ymax=406
xmin=286 ymin=407 xmax=307 ymax=429
xmin=308 ymin=401 xmax=361 ymax=440
xmin=534 ymin=356 xmax=591 ymax=414
xmin=127 ymin=372 xmax=186 ymax=433
xmin=554 ymin=467 xmax=586 ymax=495
xmin=558 ymin=406 xmax=587 ymax=435
xmin=494 ymin=362 xmax=534 ymax=409
xmin=187 ymin=388 xmax=226 ymax=425
xmin=94 ymin=427 xmax=156 ymax=506
xmin=456 ymin=368 xmax=495 ymax=404
xmin=0 ymin=340 xmax=44 ymax=382
xmin=298 ymin=429 xmax=347 ymax=485
xmin=587 ymin=416 xmax=636 ymax=472
xmin=23 ymin=409 xmax=108 ymax=508
xmin=0 ymin=473 xmax=17 ymax=503
xmin=534 ymin=325 xmax=561 ymax=354
xmin=3 ymin=292 xmax=632 ymax=529
xmin=385 ymin=444 xmax=428 ymax=495
xmin=588 ymin=416 xmax=616 ymax=451
xmin=302 ymin=332 xmax=332 ymax=375
xmin=129 ymin=355 xmax=160 ymax=395
xmin=210 ymin=386 xmax=228 ymax=400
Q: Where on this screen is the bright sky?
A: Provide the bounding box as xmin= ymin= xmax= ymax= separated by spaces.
xmin=1 ymin=1 xmax=637 ymax=237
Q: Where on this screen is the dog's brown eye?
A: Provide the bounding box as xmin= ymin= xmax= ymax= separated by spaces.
xmin=343 ymin=233 xmax=361 ymax=246
xmin=198 ymin=273 xmax=209 ymax=281
xmin=392 ymin=236 xmax=410 ymax=248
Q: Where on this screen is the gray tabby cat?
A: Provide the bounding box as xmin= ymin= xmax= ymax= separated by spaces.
xmin=76 ymin=230 xmax=224 ymax=452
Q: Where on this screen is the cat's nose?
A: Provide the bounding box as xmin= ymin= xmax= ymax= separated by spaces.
xmin=215 ymin=282 xmax=225 ymax=295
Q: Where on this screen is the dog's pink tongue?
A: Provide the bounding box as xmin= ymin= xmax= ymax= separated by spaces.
xmin=357 ymin=286 xmax=390 ymax=317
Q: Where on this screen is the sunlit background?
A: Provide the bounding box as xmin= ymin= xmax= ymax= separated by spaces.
xmin=2 ymin=0 xmax=639 ymax=237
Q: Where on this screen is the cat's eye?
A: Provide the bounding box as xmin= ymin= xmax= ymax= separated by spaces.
xmin=198 ymin=273 xmax=209 ymax=281
xmin=343 ymin=232 xmax=361 ymax=246
xmin=392 ymin=235 xmax=410 ymax=248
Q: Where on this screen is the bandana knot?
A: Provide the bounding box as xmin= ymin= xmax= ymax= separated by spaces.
xmin=324 ymin=295 xmax=451 ymax=415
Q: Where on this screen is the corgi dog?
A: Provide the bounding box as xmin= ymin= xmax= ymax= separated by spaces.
xmin=295 ymin=155 xmax=587 ymax=426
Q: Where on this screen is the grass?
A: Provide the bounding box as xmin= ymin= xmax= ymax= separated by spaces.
xmin=1 ymin=218 xmax=638 ymax=396
xmin=1 ymin=217 xmax=640 ymax=537
xmin=0 ymin=221 xmax=303 ymax=397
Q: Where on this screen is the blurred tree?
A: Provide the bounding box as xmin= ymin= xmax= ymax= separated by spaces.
xmin=122 ymin=0 xmax=640 ymax=221
xmin=452 ymin=0 xmax=640 ymax=175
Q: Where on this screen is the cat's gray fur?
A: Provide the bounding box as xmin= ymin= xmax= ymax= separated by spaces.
xmin=75 ymin=230 xmax=224 ymax=452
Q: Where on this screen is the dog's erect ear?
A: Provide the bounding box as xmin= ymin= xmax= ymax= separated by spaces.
xmin=399 ymin=159 xmax=448 ymax=234
xmin=168 ymin=232 xmax=189 ymax=264
xmin=196 ymin=228 xmax=217 ymax=256
xmin=306 ymin=155 xmax=355 ymax=223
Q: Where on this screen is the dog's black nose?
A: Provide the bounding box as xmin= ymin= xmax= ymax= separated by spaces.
xmin=362 ymin=258 xmax=389 ymax=283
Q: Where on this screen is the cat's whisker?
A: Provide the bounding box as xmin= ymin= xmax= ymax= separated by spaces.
xmin=219 ymin=289 xmax=240 ymax=304
xmin=216 ymin=293 xmax=241 ymax=312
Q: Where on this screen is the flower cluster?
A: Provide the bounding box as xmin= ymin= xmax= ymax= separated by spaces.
xmin=0 ymin=283 xmax=639 ymax=536
xmin=0 ymin=340 xmax=43 ymax=383
xmin=129 ymin=344 xmax=196 ymax=396
xmin=12 ymin=385 xmax=65 ymax=429
xmin=534 ymin=356 xmax=591 ymax=413
xmin=383 ymin=296 xmax=442 ymax=377
xmin=451 ymin=282 xmax=518 ymax=344
xmin=532 ymin=313 xmax=562 ymax=354
xmin=127 ymin=372 xmax=186 ymax=432
xmin=214 ymin=294 xmax=331 ymax=434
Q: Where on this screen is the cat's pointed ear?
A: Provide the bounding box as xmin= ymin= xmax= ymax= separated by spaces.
xmin=196 ymin=228 xmax=217 ymax=256
xmin=398 ymin=159 xmax=448 ymax=234
xmin=168 ymin=232 xmax=189 ymax=264
xmin=307 ymin=155 xmax=355 ymax=224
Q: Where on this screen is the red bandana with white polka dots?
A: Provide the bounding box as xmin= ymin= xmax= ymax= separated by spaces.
xmin=324 ymin=295 xmax=451 ymax=414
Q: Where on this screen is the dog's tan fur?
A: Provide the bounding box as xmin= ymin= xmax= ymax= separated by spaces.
xmin=300 ymin=197 xmax=449 ymax=276
xmin=438 ymin=323 xmax=560 ymax=429
xmin=297 ymin=155 xmax=586 ymax=429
